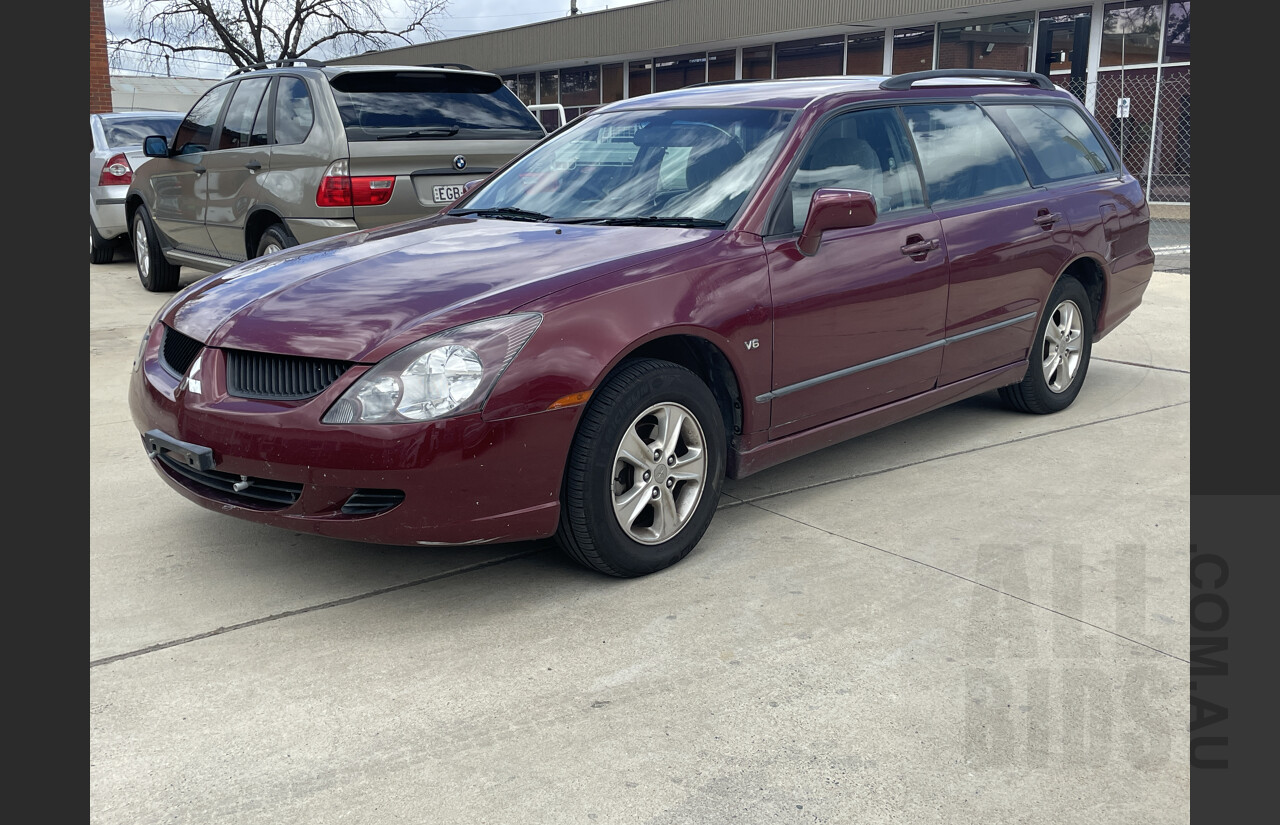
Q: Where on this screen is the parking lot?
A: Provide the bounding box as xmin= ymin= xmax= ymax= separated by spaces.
xmin=90 ymin=255 xmax=1190 ymax=824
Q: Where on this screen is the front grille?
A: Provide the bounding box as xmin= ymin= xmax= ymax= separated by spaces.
xmin=341 ymin=489 xmax=406 ymax=515
xmin=161 ymin=325 xmax=203 ymax=377
xmin=155 ymin=451 xmax=303 ymax=508
xmin=226 ymin=350 xmax=351 ymax=400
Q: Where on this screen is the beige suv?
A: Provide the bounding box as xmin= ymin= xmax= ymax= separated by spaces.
xmin=125 ymin=60 xmax=546 ymax=291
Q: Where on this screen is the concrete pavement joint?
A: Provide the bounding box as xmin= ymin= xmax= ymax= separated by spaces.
xmin=89 ymin=547 xmax=549 ymax=669
xmin=737 ymin=499 xmax=1190 ymax=664
xmin=720 ymin=399 xmax=1189 ymax=509
xmin=1093 ymin=356 xmax=1189 ymax=374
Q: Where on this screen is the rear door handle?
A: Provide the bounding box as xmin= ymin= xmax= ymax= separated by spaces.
xmin=193 ymin=165 xmax=206 ymax=175
xmin=245 ymin=160 xmax=262 ymax=172
xmin=900 ymin=237 xmax=940 ymax=257
xmin=1034 ymin=211 xmax=1062 ymax=228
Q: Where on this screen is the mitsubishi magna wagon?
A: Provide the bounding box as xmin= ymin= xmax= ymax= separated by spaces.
xmin=129 ymin=70 xmax=1154 ymax=578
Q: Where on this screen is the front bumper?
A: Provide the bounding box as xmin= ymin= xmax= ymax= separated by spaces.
xmin=128 ymin=329 xmax=578 ymax=546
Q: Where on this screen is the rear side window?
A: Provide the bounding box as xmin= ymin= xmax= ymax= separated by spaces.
xmin=274 ymin=77 xmax=315 ymax=145
xmin=330 ymin=71 xmax=545 ymax=141
xmin=216 ymin=77 xmax=271 ymax=150
xmin=103 ymin=115 xmax=182 ymax=148
xmin=986 ymin=103 xmax=1114 ymax=184
xmin=902 ymin=103 xmax=1030 ymax=205
xmin=173 ymin=84 xmax=233 ymax=155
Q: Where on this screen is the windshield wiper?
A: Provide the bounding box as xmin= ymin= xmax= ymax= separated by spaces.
xmin=377 ymin=127 xmax=459 ymax=140
xmin=552 ymin=216 xmax=727 ymax=228
xmin=448 ymin=206 xmax=551 ymax=222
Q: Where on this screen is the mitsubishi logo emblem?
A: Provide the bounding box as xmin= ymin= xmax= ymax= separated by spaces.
xmin=453 ymin=155 xmax=467 ymax=170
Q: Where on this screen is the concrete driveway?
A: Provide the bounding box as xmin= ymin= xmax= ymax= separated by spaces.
xmin=90 ymin=258 xmax=1190 ymax=824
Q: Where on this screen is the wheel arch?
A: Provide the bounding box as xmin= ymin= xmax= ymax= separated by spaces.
xmin=605 ymin=334 xmax=745 ymax=455
xmin=244 ymin=207 xmax=293 ymax=259
xmin=1059 ymin=254 xmax=1106 ymax=330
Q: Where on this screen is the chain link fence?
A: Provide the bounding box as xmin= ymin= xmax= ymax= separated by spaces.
xmin=1056 ymin=68 xmax=1190 ymax=272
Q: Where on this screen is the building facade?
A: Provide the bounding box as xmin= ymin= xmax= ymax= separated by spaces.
xmin=336 ymin=0 xmax=1190 ymax=216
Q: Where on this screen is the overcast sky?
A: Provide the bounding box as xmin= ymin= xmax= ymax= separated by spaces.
xmin=105 ymin=0 xmax=651 ymax=78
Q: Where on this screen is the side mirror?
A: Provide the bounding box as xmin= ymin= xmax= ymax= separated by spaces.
xmin=142 ymin=135 xmax=170 ymax=158
xmin=797 ymin=189 xmax=877 ymax=257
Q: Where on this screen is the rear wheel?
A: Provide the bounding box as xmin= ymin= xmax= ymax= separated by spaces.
xmin=255 ymin=224 xmax=297 ymax=258
xmin=999 ymin=276 xmax=1093 ymax=414
xmin=90 ymin=218 xmax=115 ymax=264
xmin=132 ymin=205 xmax=181 ymax=292
xmin=556 ymin=359 xmax=726 ymax=578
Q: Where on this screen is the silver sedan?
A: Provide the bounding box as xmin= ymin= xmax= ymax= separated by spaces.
xmin=90 ymin=110 xmax=184 ymax=264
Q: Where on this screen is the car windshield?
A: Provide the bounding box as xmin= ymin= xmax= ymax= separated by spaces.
xmin=103 ymin=115 xmax=183 ymax=148
xmin=453 ymin=107 xmax=796 ymax=227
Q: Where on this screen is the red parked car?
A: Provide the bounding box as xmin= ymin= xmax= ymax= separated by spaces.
xmin=130 ymin=69 xmax=1154 ymax=577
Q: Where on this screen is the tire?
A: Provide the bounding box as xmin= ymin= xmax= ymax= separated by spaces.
xmin=90 ymin=218 xmax=116 ymax=265
xmin=999 ymin=276 xmax=1094 ymax=414
xmin=255 ymin=224 xmax=297 ymax=259
xmin=556 ymin=359 xmax=726 ymax=578
xmin=131 ymin=205 xmax=182 ymax=292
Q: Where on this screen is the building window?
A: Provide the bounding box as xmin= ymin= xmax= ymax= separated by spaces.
xmin=845 ymin=32 xmax=886 ymax=75
xmin=1037 ymin=8 xmax=1092 ymax=77
xmin=602 ymin=63 xmax=624 ymax=103
xmin=774 ymin=35 xmax=843 ymax=79
xmin=1101 ymin=0 xmax=1162 ymax=67
xmin=1164 ymin=1 xmax=1190 ymax=63
xmin=539 ymin=70 xmax=559 ymax=104
xmin=892 ymin=26 xmax=935 ymax=74
xmin=707 ymin=49 xmax=736 ymax=82
xmin=561 ymin=66 xmax=600 ymax=108
xmin=654 ymin=52 xmax=706 ymax=92
xmin=628 ymin=60 xmax=652 ymax=97
xmin=938 ymin=15 xmax=1032 ymax=71
xmin=742 ymin=45 xmax=772 ymax=79
xmin=502 ymin=73 xmax=536 ymax=106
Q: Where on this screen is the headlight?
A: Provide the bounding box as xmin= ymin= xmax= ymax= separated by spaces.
xmin=322 ymin=313 xmax=542 ymax=424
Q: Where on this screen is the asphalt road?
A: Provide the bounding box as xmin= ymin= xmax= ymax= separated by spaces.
xmin=90 ymin=254 xmax=1190 ymax=824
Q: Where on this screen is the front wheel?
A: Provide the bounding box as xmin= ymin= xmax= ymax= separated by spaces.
xmin=132 ymin=205 xmax=181 ymax=292
xmin=556 ymin=359 xmax=726 ymax=578
xmin=999 ymin=276 xmax=1094 ymax=414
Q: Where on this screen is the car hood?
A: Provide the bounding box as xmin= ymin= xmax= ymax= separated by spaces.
xmin=167 ymin=216 xmax=719 ymax=362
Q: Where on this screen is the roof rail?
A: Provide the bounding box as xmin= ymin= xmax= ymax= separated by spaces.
xmin=422 ymin=62 xmax=477 ymax=71
xmin=227 ymin=58 xmax=327 ymax=78
xmin=879 ymin=69 xmax=1055 ymax=91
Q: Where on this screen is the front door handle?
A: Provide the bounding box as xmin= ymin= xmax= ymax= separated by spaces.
xmin=900 ymin=237 xmax=940 ymax=257
xmin=193 ymin=165 xmax=206 ymax=175
xmin=245 ymin=160 xmax=262 ymax=172
xmin=1034 ymin=210 xmax=1063 ymax=228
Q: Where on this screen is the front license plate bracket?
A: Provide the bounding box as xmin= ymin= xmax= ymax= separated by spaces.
xmin=143 ymin=429 xmax=215 ymax=472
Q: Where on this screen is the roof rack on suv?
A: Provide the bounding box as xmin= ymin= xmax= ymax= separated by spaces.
xmin=227 ymin=59 xmax=328 ymax=77
xmin=879 ymin=69 xmax=1055 ymax=91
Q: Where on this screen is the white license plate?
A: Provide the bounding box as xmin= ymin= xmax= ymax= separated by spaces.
xmin=432 ymin=184 xmax=466 ymax=204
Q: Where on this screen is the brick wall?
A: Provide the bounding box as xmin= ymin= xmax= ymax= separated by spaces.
xmin=90 ymin=0 xmax=113 ymax=113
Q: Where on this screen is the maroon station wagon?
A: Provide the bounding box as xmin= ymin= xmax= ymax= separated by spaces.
xmin=130 ymin=69 xmax=1154 ymax=577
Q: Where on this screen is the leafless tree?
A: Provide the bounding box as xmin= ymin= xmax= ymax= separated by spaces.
xmin=106 ymin=0 xmax=451 ymax=74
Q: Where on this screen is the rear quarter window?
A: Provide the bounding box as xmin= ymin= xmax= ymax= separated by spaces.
xmin=986 ymin=103 xmax=1115 ymax=185
xmin=330 ymin=70 xmax=545 ymax=141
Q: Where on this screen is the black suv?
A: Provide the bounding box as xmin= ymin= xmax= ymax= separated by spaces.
xmin=125 ymin=60 xmax=546 ymax=291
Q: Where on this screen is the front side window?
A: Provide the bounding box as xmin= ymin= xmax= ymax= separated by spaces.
xmin=331 ymin=71 xmax=545 ymax=140
xmin=779 ymin=107 xmax=925 ymax=233
xmin=172 ymin=83 xmax=232 ymax=155
xmin=456 ymin=107 xmax=796 ymax=227
xmin=216 ymin=76 xmax=271 ymax=150
xmin=987 ymin=103 xmax=1114 ymax=184
xmin=902 ymin=103 xmax=1030 ymax=204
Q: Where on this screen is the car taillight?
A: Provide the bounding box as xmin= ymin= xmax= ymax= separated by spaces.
xmin=98 ymin=153 xmax=133 ymax=186
xmin=316 ymin=159 xmax=396 ymax=207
